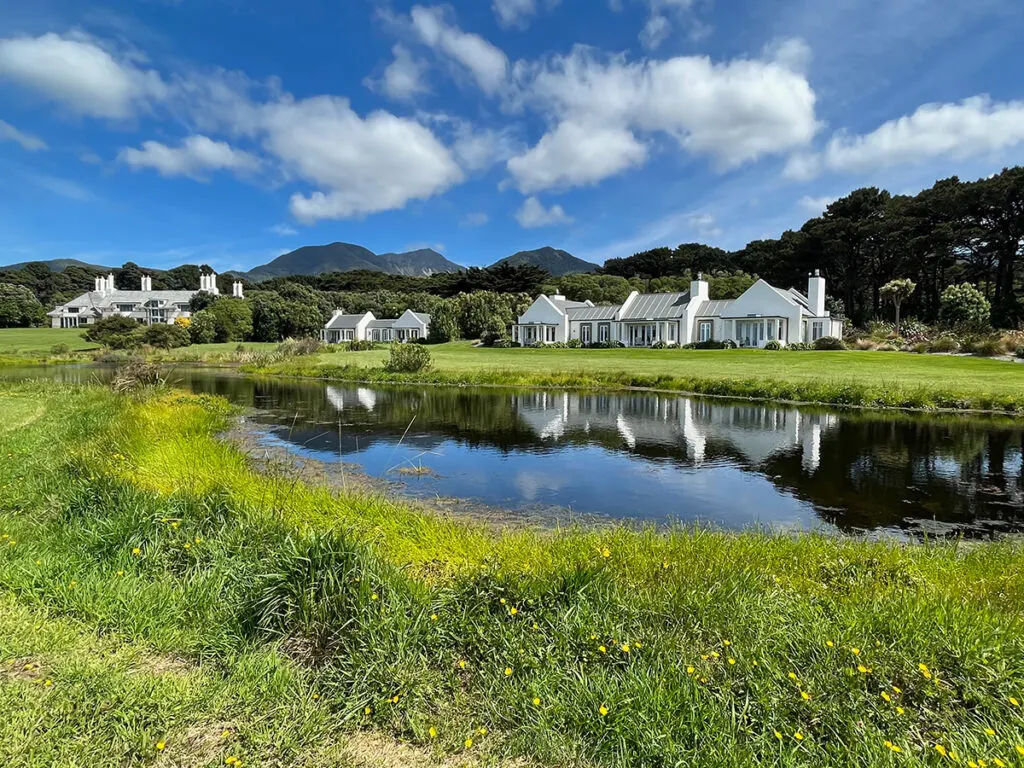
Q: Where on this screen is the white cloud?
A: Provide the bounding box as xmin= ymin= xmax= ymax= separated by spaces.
xmin=636 ymin=0 xmax=702 ymax=51
xmin=508 ymin=121 xmax=648 ymax=193
xmin=451 ymin=123 xmax=520 ymax=172
xmin=461 ymin=212 xmax=490 ymax=227
xmin=409 ymin=5 xmax=508 ymax=94
xmin=0 ymin=119 xmax=47 ymax=151
xmin=639 ymin=14 xmax=671 ymax=50
xmin=269 ymin=223 xmax=298 ymax=236
xmin=516 ymin=196 xmax=573 ymax=228
xmin=367 ymin=45 xmax=429 ymax=101
xmin=493 ymin=0 xmax=536 ymax=27
xmin=118 ymin=135 xmax=261 ymax=180
xmin=258 ymin=95 xmax=463 ymax=222
xmin=764 ymin=37 xmax=812 ymax=74
xmin=0 ymin=32 xmax=167 ymax=119
xmin=785 ymin=96 xmax=1024 ymax=179
xmin=25 ymin=171 xmax=95 ymax=201
xmin=798 ymin=195 xmax=837 ymax=214
xmin=688 ymin=212 xmax=722 ymax=238
xmin=79 ymin=151 xmax=102 ymax=164
xmin=508 ymin=46 xmax=818 ymax=191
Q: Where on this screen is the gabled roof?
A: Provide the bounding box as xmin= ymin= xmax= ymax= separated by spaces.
xmin=567 ymin=305 xmax=618 ymax=321
xmin=326 ymin=313 xmax=371 ymax=330
xmin=619 ymin=292 xmax=690 ymax=320
xmin=394 ymin=310 xmax=431 ymax=326
xmin=549 ymin=296 xmax=590 ymax=311
xmin=695 ymin=300 xmax=733 ymax=318
xmin=366 ymin=319 xmax=395 ymax=329
xmin=55 ymin=289 xmax=196 ymax=311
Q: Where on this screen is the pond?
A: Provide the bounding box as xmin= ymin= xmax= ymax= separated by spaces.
xmin=4 ymin=365 xmax=1023 ymax=535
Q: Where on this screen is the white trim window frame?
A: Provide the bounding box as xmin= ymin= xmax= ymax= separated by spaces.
xmin=698 ymin=320 xmax=713 ymax=342
xmin=581 ymin=324 xmax=592 ymax=344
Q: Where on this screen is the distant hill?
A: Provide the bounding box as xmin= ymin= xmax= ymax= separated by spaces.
xmin=243 ymin=243 xmax=464 ymax=281
xmin=0 ymin=258 xmax=110 ymax=273
xmin=491 ymin=247 xmax=597 ymax=276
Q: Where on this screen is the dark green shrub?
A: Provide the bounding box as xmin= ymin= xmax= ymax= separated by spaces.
xmin=1016 ymin=347 xmax=1024 ymax=359
xmin=813 ymin=336 xmax=846 ymax=350
xmin=940 ymin=283 xmax=991 ymax=330
xmin=493 ymin=339 xmax=513 ymax=348
xmin=566 ymin=338 xmax=583 ymax=349
xmin=83 ymin=316 xmax=145 ymax=349
xmin=50 ymin=343 xmax=71 ymax=355
xmin=142 ymin=323 xmax=191 ymax=349
xmin=651 ymin=340 xmax=668 ymax=349
xmin=346 ymin=340 xmax=377 ymax=352
xmin=968 ymin=338 xmax=1007 ymax=357
xmin=188 ymin=310 xmax=217 ymax=344
xmin=927 ymin=336 xmax=960 ymax=354
xmin=480 ymin=331 xmax=503 ymax=347
xmin=764 ymin=340 xmax=782 ymax=350
xmin=384 ymin=342 xmax=431 ymax=373
xmin=277 ymin=338 xmax=323 ymax=356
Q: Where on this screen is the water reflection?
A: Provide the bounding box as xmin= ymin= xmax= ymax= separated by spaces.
xmin=3 ymin=365 xmax=1022 ymax=534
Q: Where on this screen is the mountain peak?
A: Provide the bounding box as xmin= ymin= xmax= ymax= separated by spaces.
xmin=493 ymin=247 xmax=598 ymax=277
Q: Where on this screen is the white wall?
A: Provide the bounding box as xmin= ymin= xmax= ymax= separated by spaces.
xmin=519 ymin=296 xmax=569 ymax=342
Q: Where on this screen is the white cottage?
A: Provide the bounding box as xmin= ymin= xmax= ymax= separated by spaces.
xmin=514 ymin=270 xmax=842 ymax=348
xmin=323 ymin=309 xmax=431 ymax=344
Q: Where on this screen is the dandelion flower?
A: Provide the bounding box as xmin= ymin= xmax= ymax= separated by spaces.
xmin=221 ymin=730 xmax=231 ymax=739
xmin=935 ymin=745 xmax=948 ymax=757
xmin=458 ymin=660 xmax=467 ymax=669
xmin=478 ymin=727 xmax=487 ymax=735
xmin=801 ymin=691 xmax=810 ymax=700
xmin=225 ymin=757 xmax=239 ymax=765
xmin=857 ymin=665 xmax=871 ymax=674
xmin=428 ymin=727 xmax=437 ymax=739
xmin=1016 ymin=745 xmax=1024 ymax=756
xmin=774 ymin=730 xmax=783 ymax=740
xmin=724 ymin=640 xmax=731 ymax=646
xmin=430 ymin=614 xmax=438 ymax=621
xmin=884 ymin=740 xmax=902 ymax=754
xmin=601 ymin=548 xmax=610 ymax=558
xmin=711 ymin=651 xmax=720 ymax=659
xmin=116 ymin=570 xmax=124 ymax=577
xmin=851 ymin=647 xmax=860 ymax=655
xmin=892 ymin=686 xmax=902 ymax=694
xmin=826 ymin=641 xmax=834 ymax=648
xmin=183 ymin=543 xmax=191 ymax=550
xmin=881 ymin=692 xmax=891 ymax=702
xmin=364 ymin=706 xmax=372 ymax=715
xmin=794 ymin=732 xmax=804 ymax=741
xmin=994 ymin=760 xmax=1006 ymax=768
xmin=43 ymin=679 xmax=52 ymax=687
xmin=598 ymin=645 xmax=607 ymax=654
xmin=500 ymin=598 xmax=506 ymax=605
xmin=788 ymin=672 xmax=798 ymax=680
xmin=919 ymin=663 xmax=932 ymax=679
xmin=1010 ymin=697 xmax=1020 ymax=707
xmin=621 ymin=644 xmax=630 ymax=653
xmin=533 ymin=697 xmax=541 ymax=706
xmin=510 ymin=607 xmax=518 ymax=616
xmin=464 ymin=738 xmax=473 ymax=749
xmin=504 ymin=667 xmax=512 ymax=676
xmin=132 ymin=547 xmax=141 ymax=555
xmin=371 ymin=593 xmax=379 ymax=601
xmin=686 ymin=666 xmax=695 ymax=674
xmin=599 ymin=705 xmax=609 ymax=716
xmin=662 ymin=561 xmax=669 ymax=569
xmin=728 ymin=658 xmax=736 ymax=666
xmin=156 ymin=741 xmax=166 ymax=751
xmin=896 ymin=706 xmax=905 ymax=715
xmin=391 ymin=695 xmax=400 ymax=704
xmin=985 ymin=728 xmax=996 ymax=737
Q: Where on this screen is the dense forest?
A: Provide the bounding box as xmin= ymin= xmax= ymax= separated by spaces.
xmin=2 ymin=167 xmax=1021 ymax=333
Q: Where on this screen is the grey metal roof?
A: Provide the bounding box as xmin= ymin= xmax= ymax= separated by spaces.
xmin=695 ymin=300 xmax=733 ymax=318
xmin=549 ymin=297 xmax=590 ymax=310
xmin=567 ymin=305 xmax=618 ymax=321
xmin=56 ymin=290 xmax=196 ymax=311
xmin=326 ymin=313 xmax=369 ymax=330
xmin=619 ymin=292 xmax=690 ymax=320
xmin=366 ymin=319 xmax=396 ymax=329
xmin=787 ymin=288 xmax=810 ymax=308
xmin=394 ymin=311 xmax=431 ymax=326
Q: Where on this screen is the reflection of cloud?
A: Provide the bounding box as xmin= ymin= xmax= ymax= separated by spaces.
xmin=514 ymin=470 xmax=568 ymax=502
xmin=325 ymin=385 xmax=345 ymax=412
xmin=356 ymin=387 xmax=377 ymax=411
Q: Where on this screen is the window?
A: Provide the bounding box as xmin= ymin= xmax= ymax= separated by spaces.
xmin=598 ymin=323 xmax=610 ymax=342
xmin=343 ymin=330 xmax=354 ymax=341
xmin=668 ymin=324 xmax=676 ymax=342
xmin=410 ymin=329 xmax=419 ymax=339
xmin=698 ymin=321 xmax=712 ymax=342
xmin=581 ymin=324 xmax=592 ymax=344
xmin=811 ymin=321 xmax=824 ymax=341
xmin=545 ymin=326 xmax=556 ymax=343
xmin=67 ymin=307 xmax=79 ymax=314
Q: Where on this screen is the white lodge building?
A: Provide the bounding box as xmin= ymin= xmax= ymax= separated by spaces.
xmin=48 ymin=272 xmax=242 ymax=328
xmin=323 ymin=309 xmax=431 ymax=344
xmin=512 ymin=271 xmax=843 ymax=348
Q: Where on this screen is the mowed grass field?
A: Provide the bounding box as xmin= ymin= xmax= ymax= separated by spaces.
xmin=0 ymin=327 xmax=99 ymax=355
xmin=273 ymin=342 xmax=1024 ymax=409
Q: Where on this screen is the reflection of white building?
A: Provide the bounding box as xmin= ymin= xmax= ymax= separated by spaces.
xmin=512 ymin=391 xmax=838 ymax=472
xmin=325 ymin=385 xmax=378 ymax=413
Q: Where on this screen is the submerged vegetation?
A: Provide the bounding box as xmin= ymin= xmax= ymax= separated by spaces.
xmin=0 ymin=380 xmax=1023 ymax=766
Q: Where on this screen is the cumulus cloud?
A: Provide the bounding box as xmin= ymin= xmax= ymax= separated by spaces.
xmin=366 ymin=44 xmax=429 ymax=101
xmin=508 ymin=121 xmax=648 ymax=193
xmin=0 ymin=32 xmax=167 ymax=119
xmin=409 ymin=5 xmax=508 ymax=94
xmin=516 ymin=196 xmax=573 ymax=228
xmin=508 ymin=46 xmax=818 ymax=192
xmin=798 ymin=195 xmax=837 ymax=214
xmin=0 ymin=119 xmax=47 ymax=151
xmin=258 ymin=95 xmax=463 ymax=222
xmin=492 ymin=0 xmax=560 ymax=28
xmin=636 ymin=0 xmax=702 ymax=50
xmin=785 ymin=96 xmax=1024 ymax=180
xmin=688 ymin=212 xmax=722 ymax=237
xmin=118 ymin=135 xmax=261 ymax=180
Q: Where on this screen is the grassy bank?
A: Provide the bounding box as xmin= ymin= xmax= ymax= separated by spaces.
xmin=247 ymin=342 xmax=1024 ymax=414
xmin=1 ymin=380 xmax=1024 ymax=766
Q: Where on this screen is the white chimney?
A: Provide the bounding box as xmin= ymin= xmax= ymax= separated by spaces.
xmin=106 ymin=274 xmax=116 ymax=293
xmin=232 ymin=281 xmax=244 ymax=298
xmin=141 ymin=275 xmax=153 ymax=291
xmin=808 ymin=269 xmax=826 ymax=317
xmin=551 ymin=294 xmax=566 ymax=302
xmin=690 ymin=272 xmax=709 ymax=302
xmin=94 ymin=277 xmax=102 ymax=293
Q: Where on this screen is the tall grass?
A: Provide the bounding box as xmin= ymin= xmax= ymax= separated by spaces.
xmin=1 ymin=381 xmax=1023 ymax=766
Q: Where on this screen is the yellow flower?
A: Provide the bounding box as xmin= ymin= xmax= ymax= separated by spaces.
xmin=801 ymin=691 xmax=810 ymax=700
xmin=794 ymin=732 xmax=804 ymax=741
xmin=371 ymin=593 xmax=379 ymax=601
xmin=428 ymin=727 xmax=437 ymax=739
xmin=919 ymin=663 xmax=932 ymax=679
xmin=430 ymin=614 xmax=438 ymax=621
xmin=510 ymin=607 xmax=518 ymax=616
xmin=132 ymin=547 xmax=141 ymax=555
xmin=156 ymin=741 xmax=166 ymax=751
xmin=221 ymin=730 xmax=231 ymax=738
xmin=533 ymin=697 xmax=541 ymax=706
xmin=892 ymin=686 xmax=902 ymax=694
xmin=1016 ymin=745 xmax=1024 ymax=756
xmin=391 ymin=695 xmax=400 ymax=704
xmin=225 ymin=757 xmax=239 ymax=766
xmin=935 ymin=745 xmax=948 ymax=757
xmin=504 ymin=667 xmax=513 ymax=676
xmin=994 ymin=760 xmax=1006 ymax=768
xmin=458 ymin=660 xmax=467 ymax=669
xmin=686 ymin=666 xmax=695 ymax=674
xmin=774 ymin=730 xmax=783 ymax=740
xmin=728 ymin=658 xmax=736 ymax=666
xmin=477 ymin=727 xmax=487 ymax=735
xmin=194 ymin=537 xmax=202 ymax=544
xmin=851 ymin=647 xmax=860 ymax=655
xmin=1010 ymin=697 xmax=1020 ymax=707
xmin=598 ymin=645 xmax=607 ymax=654
xmin=599 ymin=705 xmax=609 ymax=716
xmin=881 ymin=692 xmax=891 ymax=702
xmin=464 ymin=738 xmax=473 ymax=749
xmin=364 ymin=706 xmax=372 ymax=715
xmin=825 ymin=641 xmax=834 ymax=648
xmin=43 ymin=679 xmax=53 ymax=687
xmin=884 ymin=740 xmax=902 ymax=753
xmin=500 ymin=598 xmax=506 ymax=605
xmin=984 ymin=728 xmax=995 ymax=736
xmin=621 ymin=643 xmax=630 ymax=653
xmin=183 ymin=543 xmax=191 ymax=550
xmin=116 ymin=570 xmax=124 ymax=577
xmin=857 ymin=665 xmax=871 ymax=674
xmin=968 ymin=761 xmax=979 ymax=768
xmin=788 ymin=671 xmax=798 ymax=680
xmin=896 ymin=706 xmax=905 ymax=715
xmin=662 ymin=561 xmax=670 ymax=570
xmin=723 ymin=640 xmax=731 ymax=646
xmin=634 ymin=642 xmax=642 ymax=649
xmin=601 ymin=548 xmax=610 ymax=558
xmin=533 ymin=623 xmax=539 ymax=630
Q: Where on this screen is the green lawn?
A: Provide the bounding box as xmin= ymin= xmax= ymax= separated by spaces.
xmin=2 ymin=381 xmax=1024 ymax=767
xmin=265 ymin=342 xmax=1024 ymax=412
xmin=0 ymin=327 xmax=99 ymax=355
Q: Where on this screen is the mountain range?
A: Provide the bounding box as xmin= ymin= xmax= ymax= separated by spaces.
xmin=1 ymin=244 xmax=601 ymax=280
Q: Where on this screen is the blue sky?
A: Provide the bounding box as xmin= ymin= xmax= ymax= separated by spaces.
xmin=1 ymin=0 xmax=1022 ymax=272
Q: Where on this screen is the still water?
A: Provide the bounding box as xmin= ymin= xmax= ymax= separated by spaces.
xmin=5 ymin=366 xmax=1023 ymax=535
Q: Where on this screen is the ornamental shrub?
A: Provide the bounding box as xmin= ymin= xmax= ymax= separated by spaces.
xmin=383 ymin=342 xmax=432 ymax=373
xmin=813 ymin=336 xmax=846 ymax=350
xmin=940 ymin=283 xmax=991 ymax=330
xmin=764 ymin=340 xmax=782 ymax=350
